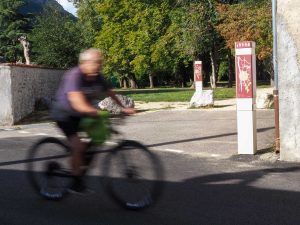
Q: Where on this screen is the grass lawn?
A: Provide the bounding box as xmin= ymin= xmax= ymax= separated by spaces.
xmin=115 ymin=85 xmax=270 ymax=102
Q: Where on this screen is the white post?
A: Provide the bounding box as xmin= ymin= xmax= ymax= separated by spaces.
xmin=194 ymin=61 xmax=203 ymax=92
xmin=190 ymin=60 xmax=214 ymax=107
xmin=235 ymin=41 xmax=257 ymax=154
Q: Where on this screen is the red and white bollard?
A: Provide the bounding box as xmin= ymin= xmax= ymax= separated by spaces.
xmin=235 ymin=41 xmax=257 ymax=154
xmin=190 ymin=60 xmax=213 ymax=107
xmin=194 ymin=61 xmax=203 ymax=93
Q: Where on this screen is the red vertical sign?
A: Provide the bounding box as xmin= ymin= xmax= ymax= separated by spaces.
xmin=194 ymin=63 xmax=202 ymax=82
xmin=235 ymin=42 xmax=253 ymax=98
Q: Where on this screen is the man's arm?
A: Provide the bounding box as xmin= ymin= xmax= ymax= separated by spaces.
xmin=107 ymin=90 xmax=136 ymax=114
xmin=68 ymin=91 xmax=98 ymax=116
xmin=107 ymin=90 xmax=124 ymax=107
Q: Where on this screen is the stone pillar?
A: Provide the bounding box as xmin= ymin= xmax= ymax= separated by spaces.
xmin=278 ymin=0 xmax=300 ymax=161
xmin=235 ymin=41 xmax=257 ymax=154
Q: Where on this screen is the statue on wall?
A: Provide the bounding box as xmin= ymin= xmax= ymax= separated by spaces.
xmin=18 ymin=36 xmax=31 ymax=65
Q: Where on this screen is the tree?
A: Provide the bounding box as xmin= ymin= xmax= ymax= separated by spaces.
xmin=93 ymin=0 xmax=136 ymax=88
xmin=0 ymin=0 xmax=29 ymax=62
xmin=30 ymin=5 xmax=86 ymax=68
xmin=216 ymin=0 xmax=272 ymax=82
xmin=127 ymin=1 xmax=171 ymax=88
xmin=216 ymin=0 xmax=272 ymax=60
xmin=76 ymin=0 xmax=272 ymax=88
xmin=151 ymin=6 xmax=192 ymax=87
xmin=76 ymin=0 xmax=102 ymax=47
xmin=93 ymin=0 xmax=172 ymax=88
xmin=175 ymin=1 xmax=223 ymax=89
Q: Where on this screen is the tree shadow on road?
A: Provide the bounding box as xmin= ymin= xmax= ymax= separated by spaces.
xmin=147 ymin=126 xmax=274 ymax=148
xmin=0 ymin=135 xmax=297 ymax=225
xmin=0 ymin=158 xmax=299 ymax=224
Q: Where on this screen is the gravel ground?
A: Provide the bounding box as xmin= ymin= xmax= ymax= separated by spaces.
xmin=135 ymin=88 xmax=274 ymax=112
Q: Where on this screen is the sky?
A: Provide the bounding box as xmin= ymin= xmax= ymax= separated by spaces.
xmin=56 ymin=0 xmax=77 ymax=16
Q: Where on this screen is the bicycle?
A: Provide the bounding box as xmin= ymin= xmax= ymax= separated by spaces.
xmin=26 ymin=113 xmax=164 ymax=210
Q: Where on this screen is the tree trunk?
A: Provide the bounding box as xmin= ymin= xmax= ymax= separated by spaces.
xmin=128 ymin=75 xmax=138 ymax=89
xmin=270 ymin=77 xmax=275 ymax=87
xmin=181 ymin=72 xmax=186 ymax=88
xmin=122 ymin=78 xmax=128 ymax=89
xmin=118 ymin=78 xmax=122 ymax=88
xmin=18 ymin=36 xmax=30 ymax=65
xmin=209 ymin=51 xmax=217 ymax=89
xmin=190 ymin=78 xmax=195 ymax=89
xmin=227 ymin=50 xmax=233 ymax=88
xmin=149 ymin=74 xmax=154 ymax=88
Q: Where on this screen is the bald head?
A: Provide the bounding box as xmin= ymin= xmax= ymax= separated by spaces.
xmin=79 ymin=48 xmax=104 ymax=76
xmin=79 ymin=48 xmax=104 ymax=64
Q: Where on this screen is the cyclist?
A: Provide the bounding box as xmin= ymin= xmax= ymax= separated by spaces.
xmin=51 ymin=48 xmax=135 ymax=193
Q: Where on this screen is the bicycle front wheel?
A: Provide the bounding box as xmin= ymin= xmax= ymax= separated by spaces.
xmin=27 ymin=137 xmax=72 ymax=200
xmin=102 ymin=140 xmax=164 ymax=210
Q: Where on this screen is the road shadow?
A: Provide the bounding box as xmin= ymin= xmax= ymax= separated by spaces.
xmin=0 ymin=143 xmax=299 ymax=225
xmin=147 ymin=127 xmax=274 ymax=148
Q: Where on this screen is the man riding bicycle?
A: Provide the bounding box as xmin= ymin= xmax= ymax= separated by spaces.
xmin=51 ymin=48 xmax=135 ymax=193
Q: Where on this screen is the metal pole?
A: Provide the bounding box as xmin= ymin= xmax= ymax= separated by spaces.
xmin=272 ymin=0 xmax=280 ymax=153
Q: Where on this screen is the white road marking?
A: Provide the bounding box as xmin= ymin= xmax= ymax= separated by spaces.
xmin=54 ymin=135 xmax=65 ymax=138
xmin=102 ymin=142 xmax=185 ymax=154
xmin=200 ymin=140 xmax=237 ymax=144
xmin=105 ymin=141 xmax=117 ymax=145
xmin=8 ymin=133 xmax=230 ymax=159
xmin=18 ymin=131 xmax=30 ymax=134
xmin=154 ymin=148 xmax=184 ymax=154
xmin=103 ymin=144 xmax=223 ymax=158
xmin=35 ymin=133 xmax=49 ymax=136
xmin=206 ymin=179 xmax=242 ymax=185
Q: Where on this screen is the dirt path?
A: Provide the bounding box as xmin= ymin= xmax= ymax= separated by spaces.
xmin=135 ymin=88 xmax=274 ymax=112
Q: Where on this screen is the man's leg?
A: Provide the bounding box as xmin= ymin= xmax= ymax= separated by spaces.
xmin=69 ymin=134 xmax=86 ymax=177
xmin=56 ymin=118 xmax=89 ymax=193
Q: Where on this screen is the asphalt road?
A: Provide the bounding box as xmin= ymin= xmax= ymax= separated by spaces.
xmin=1 ymin=109 xmax=300 ymax=225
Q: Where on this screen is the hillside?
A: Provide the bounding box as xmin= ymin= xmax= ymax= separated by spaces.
xmin=19 ymin=0 xmax=75 ymax=18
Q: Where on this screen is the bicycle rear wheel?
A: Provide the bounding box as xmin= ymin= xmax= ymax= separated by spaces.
xmin=102 ymin=140 xmax=164 ymax=210
xmin=27 ymin=137 xmax=72 ymax=200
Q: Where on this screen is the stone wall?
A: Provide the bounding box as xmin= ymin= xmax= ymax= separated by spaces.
xmin=0 ymin=65 xmax=65 ymax=125
xmin=0 ymin=66 xmax=13 ymax=125
xmin=278 ymin=0 xmax=300 ymax=161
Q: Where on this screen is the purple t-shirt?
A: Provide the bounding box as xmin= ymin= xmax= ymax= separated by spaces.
xmin=51 ymin=66 xmax=112 ymax=120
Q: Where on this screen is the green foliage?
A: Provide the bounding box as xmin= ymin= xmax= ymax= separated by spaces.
xmin=0 ymin=0 xmax=29 ymax=62
xmin=76 ymin=0 xmax=272 ymax=87
xmin=93 ymin=0 xmax=172 ymax=84
xmin=152 ymin=7 xmax=190 ymax=74
xmin=116 ymin=87 xmax=236 ymax=102
xmin=29 ymin=5 xmax=86 ymax=69
xmin=181 ymin=1 xmax=218 ymax=58
xmin=218 ymin=61 xmax=229 ymax=81
xmin=117 ymin=88 xmax=196 ymax=102
xmin=76 ymin=0 xmax=101 ymax=46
